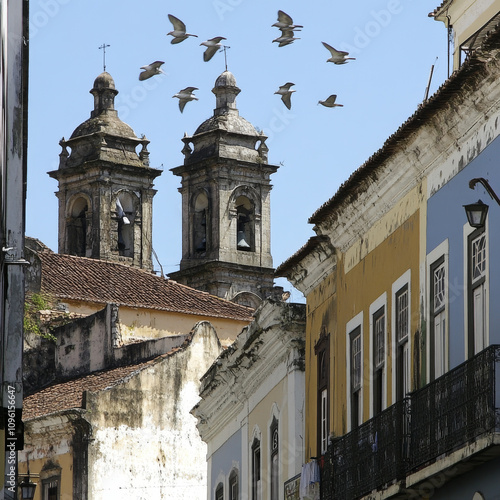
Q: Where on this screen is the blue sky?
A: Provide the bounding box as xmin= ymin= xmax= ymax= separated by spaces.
xmin=27 ymin=0 xmax=448 ymax=302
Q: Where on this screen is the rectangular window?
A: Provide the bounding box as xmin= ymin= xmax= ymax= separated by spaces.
xmin=43 ymin=479 xmax=59 ymax=500
xmin=430 ymin=256 xmax=446 ymax=379
xmin=468 ymin=229 xmax=487 ymax=356
xmin=320 ymin=389 xmax=328 ymax=454
xmin=350 ymin=326 xmax=362 ymax=429
xmin=372 ymin=306 xmax=385 ymax=416
xmin=315 ymin=332 xmax=330 ymax=455
xmin=252 ymin=439 xmax=261 ymax=500
xmin=396 ymin=285 xmax=409 ymax=400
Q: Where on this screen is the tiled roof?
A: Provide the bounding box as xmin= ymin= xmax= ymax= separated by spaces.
xmin=275 ymin=236 xmax=330 ymax=276
xmin=428 ymin=1 xmax=452 ymax=18
xmin=23 ymin=352 xmax=176 ymax=420
xmin=36 ymin=250 xmax=254 ymax=321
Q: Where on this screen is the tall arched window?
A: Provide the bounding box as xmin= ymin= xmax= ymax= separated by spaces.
xmin=270 ymin=417 xmax=279 ymax=500
xmin=67 ymin=196 xmax=89 ymax=257
xmin=215 ymin=482 xmax=224 ymax=500
xmin=229 ymin=469 xmax=239 ymax=500
xmin=193 ymin=192 xmax=208 ymax=253
xmin=235 ymin=195 xmax=254 ymax=251
xmin=251 ymin=437 xmax=261 ymax=500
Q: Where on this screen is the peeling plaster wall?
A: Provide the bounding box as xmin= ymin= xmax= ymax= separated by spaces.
xmin=18 ymin=413 xmax=89 ymax=500
xmin=86 ymin=321 xmax=223 ymax=500
xmin=56 ymin=306 xmax=111 ymax=378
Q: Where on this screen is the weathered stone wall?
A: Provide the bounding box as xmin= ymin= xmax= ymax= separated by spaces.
xmin=86 ymin=321 xmax=223 ymax=500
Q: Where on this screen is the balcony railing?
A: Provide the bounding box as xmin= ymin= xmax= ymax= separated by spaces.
xmin=322 ymin=398 xmax=410 ymax=499
xmin=321 ymin=345 xmax=500 ymax=500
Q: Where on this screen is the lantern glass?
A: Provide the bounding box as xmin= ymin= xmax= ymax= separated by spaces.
xmin=20 ymin=479 xmax=37 ymax=500
xmin=464 ymin=200 xmax=489 ymax=228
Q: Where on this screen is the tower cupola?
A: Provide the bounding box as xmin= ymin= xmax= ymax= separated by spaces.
xmin=170 ymin=71 xmax=279 ymax=307
xmin=90 ymin=71 xmax=118 ymax=117
xmin=213 ymin=70 xmax=240 ymax=114
xmin=48 ymin=73 xmax=162 ymax=271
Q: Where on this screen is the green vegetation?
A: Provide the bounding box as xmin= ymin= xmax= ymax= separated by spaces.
xmin=23 ymin=292 xmax=57 ymax=341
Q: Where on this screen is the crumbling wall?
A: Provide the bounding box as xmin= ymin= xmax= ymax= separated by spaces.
xmin=86 ymin=321 xmax=222 ymax=500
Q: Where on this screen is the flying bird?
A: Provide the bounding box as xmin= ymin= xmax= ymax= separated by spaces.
xmin=167 ymin=14 xmax=198 ymax=44
xmin=139 ymin=61 xmax=165 ymax=81
xmin=200 ymin=37 xmax=226 ymax=62
xmin=272 ymin=29 xmax=300 ymax=47
xmin=272 ymin=10 xmax=303 ymax=30
xmin=318 ymin=94 xmax=344 ymax=108
xmin=275 ymin=82 xmax=295 ymax=110
xmin=322 ymin=42 xmax=356 ymax=64
xmin=173 ymin=87 xmax=198 ymax=113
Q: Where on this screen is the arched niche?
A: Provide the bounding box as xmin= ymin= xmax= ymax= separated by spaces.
xmin=229 ymin=186 xmax=260 ymax=252
xmin=114 ymin=190 xmax=138 ymax=258
xmin=192 ymin=190 xmax=209 ymax=254
xmin=231 ymin=290 xmax=261 ymax=309
xmin=66 ymin=194 xmax=91 ymax=257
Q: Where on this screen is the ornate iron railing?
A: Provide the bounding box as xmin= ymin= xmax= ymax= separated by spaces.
xmin=321 ymin=345 xmax=500 ymax=500
xmin=409 ymin=345 xmax=500 ymax=470
xmin=322 ymin=399 xmax=409 ymax=499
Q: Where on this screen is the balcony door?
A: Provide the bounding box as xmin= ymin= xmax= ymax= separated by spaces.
xmin=468 ymin=229 xmax=487 ymax=357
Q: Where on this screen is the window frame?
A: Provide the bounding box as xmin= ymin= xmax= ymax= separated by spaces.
xmin=346 ymin=312 xmax=363 ymax=432
xmin=215 ymin=482 xmax=224 ymax=500
xmin=314 ymin=329 xmax=330 ymax=455
xmin=426 ymin=240 xmax=449 ymax=382
xmin=270 ymin=417 xmax=279 ymax=500
xmin=395 ymin=283 xmax=409 ymax=400
xmin=467 ymin=226 xmax=488 ymax=358
xmin=369 ymin=294 xmax=387 ymax=418
xmin=251 ymin=437 xmax=261 ymax=500
xmin=42 ymin=477 xmax=60 ymax=500
xmin=229 ymin=469 xmax=239 ymax=500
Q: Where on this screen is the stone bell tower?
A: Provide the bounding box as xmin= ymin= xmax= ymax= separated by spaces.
xmin=170 ymin=70 xmax=279 ymax=308
xmin=49 ymin=72 xmax=162 ymax=271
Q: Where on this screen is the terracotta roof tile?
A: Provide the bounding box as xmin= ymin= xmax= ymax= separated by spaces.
xmin=23 ymin=355 xmax=166 ymax=420
xmin=36 ymin=251 xmax=254 ymax=321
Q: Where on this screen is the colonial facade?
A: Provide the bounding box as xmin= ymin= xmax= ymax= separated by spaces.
xmin=192 ymin=299 xmax=306 ymax=500
xmin=277 ymin=1 xmax=500 ymax=498
xmin=170 ymin=71 xmax=279 ymax=308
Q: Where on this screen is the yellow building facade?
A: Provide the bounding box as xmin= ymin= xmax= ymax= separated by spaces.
xmin=280 ymin=183 xmax=424 ymax=460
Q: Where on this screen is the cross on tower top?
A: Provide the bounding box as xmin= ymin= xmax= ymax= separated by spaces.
xmin=98 ymin=43 xmax=110 ymax=72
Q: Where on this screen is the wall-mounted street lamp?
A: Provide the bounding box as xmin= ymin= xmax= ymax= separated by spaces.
xmin=19 ymin=475 xmax=37 ymax=500
xmin=18 ymin=454 xmax=38 ymax=500
xmin=464 ymin=177 xmax=500 ymax=229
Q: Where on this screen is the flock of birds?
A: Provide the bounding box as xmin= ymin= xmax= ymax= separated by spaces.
xmin=138 ymin=10 xmax=355 ymax=113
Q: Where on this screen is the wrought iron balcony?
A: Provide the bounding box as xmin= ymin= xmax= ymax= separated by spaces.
xmin=321 ymin=345 xmax=500 ymax=500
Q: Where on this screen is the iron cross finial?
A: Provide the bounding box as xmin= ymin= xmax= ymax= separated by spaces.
xmin=99 ymin=43 xmax=111 ymax=72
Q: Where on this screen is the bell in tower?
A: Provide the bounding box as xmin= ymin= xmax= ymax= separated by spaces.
xmin=170 ymin=70 xmax=280 ymax=308
xmin=48 ymin=72 xmax=162 ymax=271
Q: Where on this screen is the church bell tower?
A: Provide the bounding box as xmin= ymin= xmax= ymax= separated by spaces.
xmin=170 ymin=71 xmax=279 ymax=308
xmin=49 ymin=72 xmax=162 ymax=271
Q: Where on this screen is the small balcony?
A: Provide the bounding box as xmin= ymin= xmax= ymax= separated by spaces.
xmin=321 ymin=345 xmax=500 ymax=499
